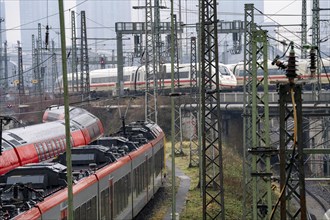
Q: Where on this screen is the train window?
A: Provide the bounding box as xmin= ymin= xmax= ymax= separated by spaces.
xmin=124 ymin=75 xmax=130 ymax=81
xmin=219 ymin=66 xmax=231 ymax=75
xmin=8 ymin=139 xmax=21 ymax=146
xmin=148 ymin=157 xmax=153 ymax=180
xmin=86 ymin=200 xmax=92 ymax=220
xmin=59 ymin=138 xmax=65 ymax=151
xmin=74 ymin=207 xmax=80 ymax=220
xmin=1 ymin=141 xmax=11 ymax=151
xmin=322 ymin=66 xmax=330 ymax=73
xmin=101 ymin=188 xmax=110 ymax=220
xmin=238 ymin=70 xmax=244 ymax=76
xmin=80 ymin=203 xmax=86 ymax=220
xmin=7 ymin=132 xmax=24 ymax=142
xmin=34 ymin=144 xmax=41 ymax=161
xmin=37 ymin=143 xmax=46 ymax=161
xmin=43 ymin=142 xmax=50 ymax=159
xmin=54 ymin=139 xmax=61 ymax=152
xmin=47 ymin=141 xmax=55 ymax=158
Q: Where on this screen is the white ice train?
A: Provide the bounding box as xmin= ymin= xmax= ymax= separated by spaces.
xmin=227 ymin=58 xmax=330 ymax=90
xmin=55 ymin=63 xmax=237 ymax=95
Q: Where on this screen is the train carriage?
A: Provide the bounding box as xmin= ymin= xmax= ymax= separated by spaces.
xmin=1 ymin=121 xmax=165 ymax=220
xmin=55 ymin=62 xmax=237 ymax=96
xmin=0 ymin=107 xmax=104 ymax=175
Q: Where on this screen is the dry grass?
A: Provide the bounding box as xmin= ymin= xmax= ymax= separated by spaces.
xmin=154 ymin=141 xmax=244 ymax=220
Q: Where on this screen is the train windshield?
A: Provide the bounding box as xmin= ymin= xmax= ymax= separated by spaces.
xmin=219 ymin=66 xmax=231 ymax=75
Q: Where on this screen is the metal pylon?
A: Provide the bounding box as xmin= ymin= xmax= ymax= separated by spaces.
xmin=31 ymin=34 xmax=38 ymax=95
xmin=242 ymin=4 xmax=274 ymax=219
xmin=3 ymin=41 xmax=8 ymax=91
xmin=37 ymin=23 xmax=43 ymax=94
xmin=173 ymin=14 xmax=184 ymax=155
xmin=200 ymin=0 xmax=224 ymax=218
xmin=144 ymin=0 xmax=157 ymax=123
xmin=279 ymin=84 xmax=307 ymax=219
xmin=312 ymin=0 xmax=320 ymax=98
xmin=71 ymin=10 xmax=78 ymax=92
xmin=17 ymin=41 xmax=24 ymax=96
xmin=51 ymin=40 xmax=58 ymax=94
xmin=242 ymin=4 xmax=254 ymax=219
xmin=80 ymin=11 xmax=90 ymax=97
xmin=250 ymin=29 xmax=273 ymax=219
xmin=301 ymin=0 xmax=307 ymax=58
xmin=188 ymin=36 xmax=199 ymax=167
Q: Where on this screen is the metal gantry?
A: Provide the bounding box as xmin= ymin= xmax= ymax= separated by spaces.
xmin=200 ymin=0 xmax=224 ymax=218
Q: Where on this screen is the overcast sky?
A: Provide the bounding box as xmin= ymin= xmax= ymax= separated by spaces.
xmin=2 ymin=0 xmax=328 ymax=47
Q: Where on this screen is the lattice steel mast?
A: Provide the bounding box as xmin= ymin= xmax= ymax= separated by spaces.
xmin=71 ymin=10 xmax=78 ymax=92
xmin=188 ymin=36 xmax=200 ymax=167
xmin=312 ymin=0 xmax=320 ymax=98
xmin=37 ymin=23 xmax=43 ymax=95
xmin=200 ymin=0 xmax=224 ymax=218
xmin=242 ymin=4 xmax=274 ymax=219
xmin=51 ymin=40 xmax=58 ymax=94
xmin=17 ymin=41 xmax=24 ymax=96
xmin=80 ymin=11 xmax=90 ymax=98
xmin=3 ymin=41 xmax=8 ymax=91
xmin=144 ymin=0 xmax=157 ymax=123
xmin=278 ymin=44 xmax=307 ymax=219
xmin=242 ymin=4 xmax=254 ymax=219
xmin=301 ymin=0 xmax=307 ymax=58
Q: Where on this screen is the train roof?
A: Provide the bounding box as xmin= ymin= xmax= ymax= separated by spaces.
xmin=1 ymin=120 xmax=71 ymax=149
xmin=43 ymin=105 xmax=88 ymax=122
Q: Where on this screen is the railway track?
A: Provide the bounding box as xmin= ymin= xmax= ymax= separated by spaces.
xmin=305 ymin=180 xmax=330 ymax=219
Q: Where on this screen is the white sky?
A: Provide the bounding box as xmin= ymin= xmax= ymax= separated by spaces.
xmin=2 ymin=0 xmax=328 ymax=47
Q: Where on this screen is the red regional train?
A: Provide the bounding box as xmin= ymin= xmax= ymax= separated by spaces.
xmin=0 ymin=121 xmax=165 ymax=220
xmin=0 ymin=107 xmax=104 ymax=175
xmin=42 ymin=105 xmax=89 ymax=122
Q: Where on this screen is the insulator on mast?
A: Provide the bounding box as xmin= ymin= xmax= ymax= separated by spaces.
xmin=286 ymin=42 xmax=297 ymax=83
xmin=309 ymin=47 xmax=316 ymax=77
xmin=45 ymin=25 xmax=49 ymax=50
